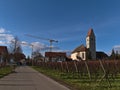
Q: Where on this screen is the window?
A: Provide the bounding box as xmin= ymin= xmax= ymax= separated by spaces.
xmin=82 ymin=53 xmax=84 ymax=59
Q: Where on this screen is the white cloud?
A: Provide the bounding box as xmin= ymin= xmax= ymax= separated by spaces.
xmin=0 ymin=41 xmax=6 ymax=44
xmin=113 ymin=45 xmax=120 ymax=49
xmin=21 ymin=41 xmax=28 ymax=44
xmin=0 ymin=27 xmax=14 ymax=45
xmin=5 ymin=34 xmax=14 ymax=42
xmin=31 ymin=42 xmax=47 ymax=51
xmin=20 ymin=41 xmax=29 ymax=47
xmin=0 ymin=28 xmax=5 ymax=33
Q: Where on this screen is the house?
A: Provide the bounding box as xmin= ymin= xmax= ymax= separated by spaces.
xmin=0 ymin=46 xmax=8 ymax=62
xmin=71 ymin=28 xmax=96 ymax=60
xmin=45 ymin=52 xmax=66 ymax=62
xmin=0 ymin=46 xmax=8 ymax=55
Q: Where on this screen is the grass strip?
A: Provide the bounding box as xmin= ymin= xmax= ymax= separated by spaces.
xmin=0 ymin=66 xmax=13 ymax=78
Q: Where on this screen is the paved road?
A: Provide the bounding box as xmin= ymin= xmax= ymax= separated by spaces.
xmin=0 ymin=66 xmax=70 ymax=90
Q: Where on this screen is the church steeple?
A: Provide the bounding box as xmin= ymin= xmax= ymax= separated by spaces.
xmin=87 ymin=28 xmax=95 ymax=37
xmin=86 ymin=28 xmax=96 ymax=60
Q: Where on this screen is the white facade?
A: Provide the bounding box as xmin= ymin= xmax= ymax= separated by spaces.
xmin=71 ymin=52 xmax=78 ymax=60
xmin=86 ymin=37 xmax=90 ymax=49
xmin=78 ymin=51 xmax=87 ymax=60
xmin=71 ymin=51 xmax=87 ymax=61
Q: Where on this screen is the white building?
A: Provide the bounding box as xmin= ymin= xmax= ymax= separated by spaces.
xmin=71 ymin=28 xmax=96 ymax=60
xmin=71 ymin=44 xmax=88 ymax=60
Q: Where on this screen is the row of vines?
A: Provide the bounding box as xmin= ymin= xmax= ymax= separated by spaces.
xmin=31 ymin=60 xmax=120 ymax=87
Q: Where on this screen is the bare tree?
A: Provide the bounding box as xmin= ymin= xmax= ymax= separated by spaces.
xmin=32 ymin=51 xmax=43 ymax=61
xmin=9 ymin=36 xmax=22 ymax=54
xmin=9 ymin=36 xmax=25 ymax=62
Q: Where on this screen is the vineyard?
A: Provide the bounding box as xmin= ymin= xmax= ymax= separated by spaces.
xmin=32 ymin=60 xmax=120 ymax=90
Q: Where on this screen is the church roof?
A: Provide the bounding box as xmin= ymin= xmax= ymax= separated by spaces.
xmin=87 ymin=28 xmax=95 ymax=37
xmin=72 ymin=44 xmax=87 ymax=53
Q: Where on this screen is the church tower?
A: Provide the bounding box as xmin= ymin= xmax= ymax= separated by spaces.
xmin=86 ymin=28 xmax=96 ymax=60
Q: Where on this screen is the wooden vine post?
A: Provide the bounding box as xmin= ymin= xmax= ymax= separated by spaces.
xmin=99 ymin=59 xmax=112 ymax=88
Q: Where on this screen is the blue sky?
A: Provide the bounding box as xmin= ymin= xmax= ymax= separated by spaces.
xmin=0 ymin=0 xmax=120 ymax=56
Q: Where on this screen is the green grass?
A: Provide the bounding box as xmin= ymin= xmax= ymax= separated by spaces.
xmin=32 ymin=66 xmax=120 ymax=90
xmin=0 ymin=66 xmax=13 ymax=78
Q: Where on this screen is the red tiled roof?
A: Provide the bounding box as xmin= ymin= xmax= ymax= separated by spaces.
xmin=87 ymin=28 xmax=94 ymax=37
xmin=0 ymin=46 xmax=8 ymax=54
xmin=45 ymin=52 xmax=66 ymax=57
xmin=72 ymin=44 xmax=87 ymax=53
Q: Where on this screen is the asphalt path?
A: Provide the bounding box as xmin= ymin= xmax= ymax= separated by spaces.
xmin=0 ymin=66 xmax=70 ymax=90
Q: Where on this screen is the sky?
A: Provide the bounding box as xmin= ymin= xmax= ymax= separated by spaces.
xmin=0 ymin=0 xmax=120 ymax=57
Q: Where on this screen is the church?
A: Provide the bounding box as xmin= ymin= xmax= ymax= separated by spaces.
xmin=71 ymin=28 xmax=96 ymax=60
